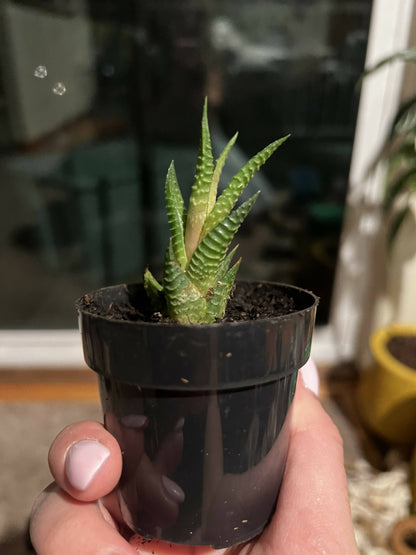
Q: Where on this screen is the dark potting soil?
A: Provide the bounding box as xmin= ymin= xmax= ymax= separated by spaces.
xmin=223 ymin=281 xmax=296 ymax=321
xmin=387 ymin=335 xmax=416 ymax=370
xmin=79 ymin=282 xmax=298 ymax=323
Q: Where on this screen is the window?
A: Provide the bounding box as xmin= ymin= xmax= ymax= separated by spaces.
xmin=1 ymin=0 xmax=412 ymax=366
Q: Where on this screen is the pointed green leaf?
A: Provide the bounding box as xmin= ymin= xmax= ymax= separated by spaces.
xmin=366 ymin=127 xmax=415 ymax=179
xmin=143 ymin=268 xmax=164 ymax=311
xmin=202 ymin=135 xmax=289 ymax=237
xmin=165 ymin=161 xmax=187 ymax=268
xmin=215 ymin=244 xmax=239 ymax=282
xmin=187 ymin=192 xmax=259 ymax=295
xmin=205 ymin=259 xmax=241 ymax=322
xmin=185 ymin=97 xmax=214 ymax=259
xmin=163 ymin=242 xmax=206 ymax=324
xmin=389 ymin=94 xmax=416 ymax=138
xmin=358 ymin=48 xmax=416 ymax=87
xmin=208 ymin=132 xmax=238 ymax=213
xmin=387 ymin=206 xmax=411 ymax=250
xmin=143 ymin=99 xmax=291 ymax=324
xmin=384 ymin=166 xmax=416 ymax=212
xmin=386 ymin=141 xmax=416 ymax=172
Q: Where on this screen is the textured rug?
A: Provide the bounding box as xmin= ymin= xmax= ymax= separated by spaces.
xmin=0 ymin=402 xmax=101 ymax=554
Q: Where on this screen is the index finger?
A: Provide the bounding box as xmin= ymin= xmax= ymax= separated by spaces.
xmin=265 ymin=378 xmax=358 ymax=554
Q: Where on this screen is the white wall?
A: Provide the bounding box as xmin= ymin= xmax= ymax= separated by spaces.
xmin=357 ymin=1 xmax=416 ymax=366
xmin=330 ymin=0 xmax=416 ymax=366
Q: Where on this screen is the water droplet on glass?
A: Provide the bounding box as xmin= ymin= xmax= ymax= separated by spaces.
xmin=53 ymin=82 xmax=66 ymax=96
xmin=34 ymin=65 xmax=47 ymax=79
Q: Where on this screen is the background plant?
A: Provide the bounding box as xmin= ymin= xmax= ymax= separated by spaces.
xmin=144 ymin=99 xmax=288 ymax=324
xmin=362 ymin=48 xmax=416 ymax=248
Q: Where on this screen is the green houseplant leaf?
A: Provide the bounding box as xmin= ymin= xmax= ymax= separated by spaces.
xmin=201 ymin=136 xmax=289 ymax=238
xmin=387 ymin=205 xmax=412 ymax=250
xmin=383 ymin=165 xmax=416 ymax=212
xmin=144 ymin=99 xmax=289 ymax=324
xmin=360 ymin=48 xmax=416 ymax=248
xmin=186 ymin=192 xmax=259 ymax=295
xmin=388 ymin=94 xmax=416 ymax=139
xmin=358 ymin=48 xmax=416 ymax=86
xmin=165 ymin=162 xmax=187 ymax=269
xmin=184 ymin=98 xmax=214 ymax=260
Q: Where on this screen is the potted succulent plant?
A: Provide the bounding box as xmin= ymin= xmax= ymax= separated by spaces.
xmin=76 ymin=99 xmax=318 ymax=548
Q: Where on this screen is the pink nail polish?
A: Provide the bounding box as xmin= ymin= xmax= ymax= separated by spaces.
xmin=161 ymin=475 xmax=185 ymax=503
xmin=300 ymin=359 xmax=320 ymax=396
xmin=174 ymin=417 xmax=185 ymax=432
xmin=65 ymin=440 xmax=110 ymax=491
xmin=120 ymin=414 xmax=148 ymax=429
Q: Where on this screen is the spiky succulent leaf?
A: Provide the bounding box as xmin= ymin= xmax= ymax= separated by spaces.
xmin=208 ymin=132 xmax=239 ymax=213
xmin=205 ymin=259 xmax=241 ymax=321
xmin=186 ymin=192 xmax=259 ymax=295
xmin=201 ymin=135 xmax=289 ymax=238
xmin=184 ymin=98 xmax=214 ymax=259
xmin=215 ymin=244 xmax=239 ymax=282
xmin=165 ymin=161 xmax=188 ymax=268
xmin=144 ymin=99 xmax=288 ymax=324
xmin=163 ymin=242 xmax=207 ymax=324
xmin=143 ymin=268 xmax=164 ymax=311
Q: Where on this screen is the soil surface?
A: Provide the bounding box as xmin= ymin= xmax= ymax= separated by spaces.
xmin=387 ymin=335 xmax=416 ymax=370
xmin=78 ymin=281 xmax=299 ymax=323
xmin=223 ymin=281 xmax=296 ymax=321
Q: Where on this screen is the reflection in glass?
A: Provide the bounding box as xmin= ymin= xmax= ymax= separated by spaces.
xmin=98 ymin=372 xmax=295 ymax=546
xmin=0 ymin=0 xmax=372 ymax=328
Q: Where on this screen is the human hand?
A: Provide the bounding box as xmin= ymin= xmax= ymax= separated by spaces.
xmin=30 ymin=371 xmax=358 ymax=554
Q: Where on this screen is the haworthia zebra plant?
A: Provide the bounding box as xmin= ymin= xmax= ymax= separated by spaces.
xmin=144 ymin=99 xmax=289 ymax=324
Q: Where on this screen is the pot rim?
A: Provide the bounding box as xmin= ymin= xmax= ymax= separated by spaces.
xmin=75 ymin=280 xmax=319 ymax=329
xmin=371 ymin=323 xmax=416 ymax=377
xmin=77 ymin=280 xmax=318 ymax=389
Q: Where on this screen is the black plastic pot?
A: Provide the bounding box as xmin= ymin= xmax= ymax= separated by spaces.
xmin=76 ymin=281 xmax=318 ymax=548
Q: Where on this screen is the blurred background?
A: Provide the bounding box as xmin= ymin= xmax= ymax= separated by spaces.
xmin=0 ymin=0 xmax=372 ymax=328
xmin=0 ymin=0 xmax=415 ymax=553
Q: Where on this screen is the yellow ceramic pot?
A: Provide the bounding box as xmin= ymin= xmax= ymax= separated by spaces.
xmin=412 ymin=446 xmax=416 ymax=514
xmin=357 ymin=323 xmax=416 ymax=444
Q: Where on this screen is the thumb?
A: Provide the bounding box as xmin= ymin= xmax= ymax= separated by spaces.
xmin=48 ymin=421 xmax=122 ymax=503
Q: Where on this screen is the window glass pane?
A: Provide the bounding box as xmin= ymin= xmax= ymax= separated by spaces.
xmin=0 ymin=0 xmax=372 ymax=328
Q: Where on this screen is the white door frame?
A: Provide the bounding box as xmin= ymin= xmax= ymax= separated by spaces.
xmin=330 ymin=0 xmax=416 ymax=362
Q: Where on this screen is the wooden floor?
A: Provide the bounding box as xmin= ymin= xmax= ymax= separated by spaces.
xmin=0 ymin=369 xmax=100 ymax=402
xmin=0 ymin=365 xmax=336 ymax=402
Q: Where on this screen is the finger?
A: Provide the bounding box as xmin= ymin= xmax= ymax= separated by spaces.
xmin=263 ymin=378 xmax=358 ymax=554
xmin=48 ymin=421 xmax=122 ymax=503
xmin=101 ymin=414 xmax=185 ymax=532
xmin=129 ymin=534 xmax=225 ymax=554
xmin=154 ymin=417 xmax=184 ymax=476
xmin=299 ymin=358 xmax=320 ymax=396
xmin=30 ymin=483 xmax=137 ymax=555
